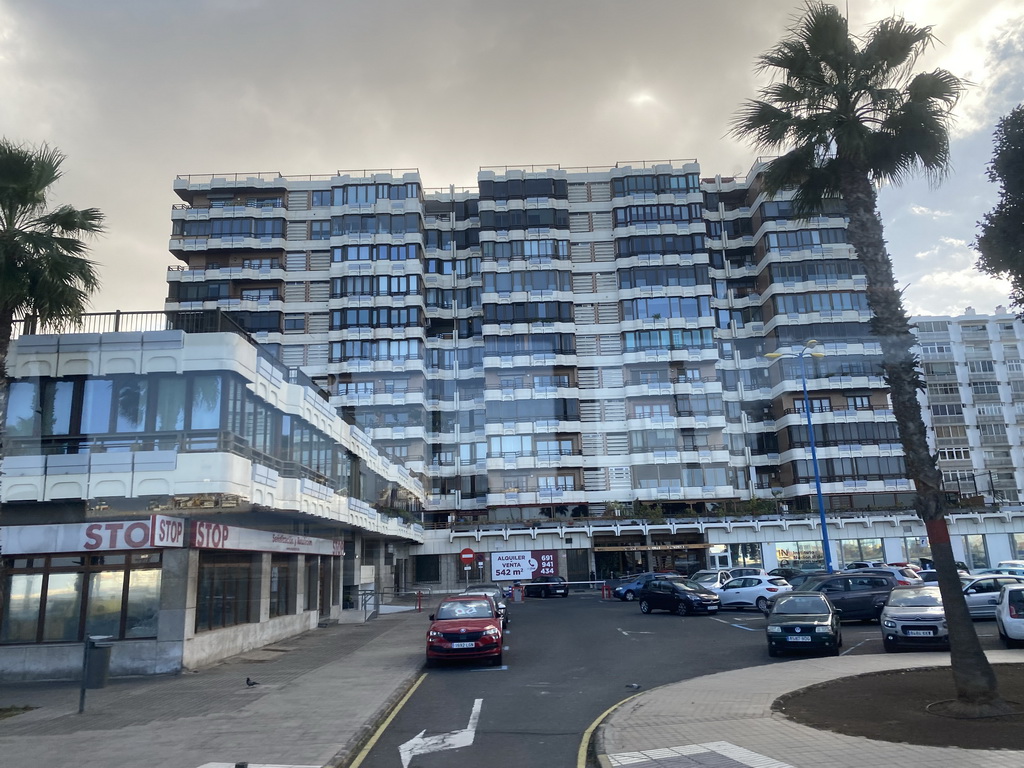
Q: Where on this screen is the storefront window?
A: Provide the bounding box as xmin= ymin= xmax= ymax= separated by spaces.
xmin=0 ymin=574 xmax=43 ymax=643
xmin=963 ymin=534 xmax=989 ymax=571
xmin=42 ymin=573 xmax=83 ymax=642
xmin=1011 ymin=534 xmax=1024 ymax=559
xmin=839 ymin=538 xmax=883 ymax=565
xmin=729 ymin=543 xmax=763 ymax=569
xmin=270 ymin=555 xmax=294 ymax=618
xmin=125 ymin=568 xmax=162 ymax=638
xmin=86 ymin=571 xmax=125 ymax=638
xmin=195 ymin=551 xmax=253 ymax=632
xmin=1 ymin=553 xmax=162 ymax=644
xmin=902 ymin=536 xmax=931 ymax=564
xmin=774 ymin=540 xmax=825 ymax=570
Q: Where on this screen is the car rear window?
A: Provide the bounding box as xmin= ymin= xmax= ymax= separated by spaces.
xmin=768 ymin=578 xmax=790 ymax=586
xmin=436 ymin=599 xmax=493 ymax=619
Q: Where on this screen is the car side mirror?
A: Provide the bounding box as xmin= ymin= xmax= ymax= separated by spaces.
xmin=966 ymin=589 xmax=977 ymax=594
xmin=429 ymin=614 xmax=435 ymax=621
xmin=835 ymin=608 xmax=842 ymax=613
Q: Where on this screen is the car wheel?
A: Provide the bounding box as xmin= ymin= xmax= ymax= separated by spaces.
xmin=883 ymin=637 xmax=899 ymax=653
xmin=492 ymin=652 xmax=503 ymax=667
xmin=837 ymin=632 xmax=843 ymax=648
xmin=425 ymin=657 xmax=437 ymax=669
xmin=755 ymin=596 xmax=769 ymax=613
xmin=768 ymin=644 xmax=779 ymax=658
xmin=828 ymin=643 xmax=841 ymax=656
xmin=623 ymin=590 xmax=636 ymax=601
xmin=675 ymin=601 xmax=692 ymax=617
xmin=639 ymin=599 xmax=652 ymax=614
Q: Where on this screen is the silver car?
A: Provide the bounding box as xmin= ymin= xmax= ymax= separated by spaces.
xmin=881 ymin=585 xmax=948 ymax=652
xmin=460 ymin=587 xmax=509 ymax=628
xmin=960 ymin=575 xmax=1024 ymax=618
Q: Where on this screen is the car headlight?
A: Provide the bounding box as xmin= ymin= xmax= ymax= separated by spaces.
xmin=882 ymin=620 xmax=896 ymax=628
xmin=428 ymin=630 xmax=443 ymax=638
xmin=483 ymin=627 xmax=500 ymax=637
xmin=767 ymin=625 xmax=782 ymax=633
xmin=815 ymin=626 xmax=831 ymax=633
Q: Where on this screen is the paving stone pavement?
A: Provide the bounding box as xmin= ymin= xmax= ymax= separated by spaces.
xmin=0 ymin=609 xmax=426 ymax=768
xmin=594 ymin=650 xmax=1024 ymax=768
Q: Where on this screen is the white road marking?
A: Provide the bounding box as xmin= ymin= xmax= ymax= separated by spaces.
xmin=617 ymin=627 xmax=654 ymax=636
xmin=711 ymin=617 xmax=759 ymax=631
xmin=840 ymin=638 xmax=872 ymax=656
xmin=398 ymin=697 xmax=482 ymax=768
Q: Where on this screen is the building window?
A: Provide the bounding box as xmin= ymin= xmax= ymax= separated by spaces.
xmin=284 ymin=314 xmax=306 ymax=332
xmin=269 ymin=554 xmax=295 ymax=618
xmin=415 ymin=554 xmax=440 ymax=582
xmin=2 ymin=552 xmax=162 ymax=644
xmin=310 ymin=221 xmax=331 ymax=240
xmin=311 ymin=190 xmax=332 ymax=207
xmin=195 ymin=551 xmax=254 ymax=633
xmin=304 ymin=557 xmax=319 ymax=612
xmin=968 ymin=360 xmax=995 ymax=374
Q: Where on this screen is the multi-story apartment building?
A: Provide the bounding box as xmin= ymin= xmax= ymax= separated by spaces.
xmin=916 ymin=308 xmax=1024 ymax=506
xmin=165 ymin=159 xmax=908 ymax=563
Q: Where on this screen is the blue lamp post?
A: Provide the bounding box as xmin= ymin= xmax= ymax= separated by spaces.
xmin=766 ymin=341 xmax=834 ymax=573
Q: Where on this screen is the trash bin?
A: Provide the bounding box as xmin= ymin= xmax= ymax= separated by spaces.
xmin=510 ymin=585 xmax=526 ymax=603
xmin=84 ymin=636 xmax=114 ymax=689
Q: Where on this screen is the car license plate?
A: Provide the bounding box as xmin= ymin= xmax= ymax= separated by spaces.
xmin=450 ymin=642 xmax=475 ymax=649
xmin=787 ymin=635 xmax=812 ymax=642
xmin=708 ymin=606 xmax=718 ymax=611
xmin=906 ymin=629 xmax=933 ymax=637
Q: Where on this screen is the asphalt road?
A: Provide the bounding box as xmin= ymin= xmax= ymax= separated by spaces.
xmin=354 ymin=589 xmax=1007 ymax=768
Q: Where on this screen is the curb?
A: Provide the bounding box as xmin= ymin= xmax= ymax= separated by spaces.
xmin=327 ymin=666 xmax=425 ymax=768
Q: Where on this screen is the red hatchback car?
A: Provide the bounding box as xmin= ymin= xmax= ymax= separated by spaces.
xmin=426 ymin=595 xmax=504 ymax=667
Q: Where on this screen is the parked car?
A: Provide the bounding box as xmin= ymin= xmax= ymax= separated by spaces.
xmin=637 ymin=578 xmax=721 ymax=616
xmin=977 ymin=566 xmax=1024 ymax=577
xmin=689 ymin=569 xmax=735 ymax=591
xmin=727 ymin=567 xmax=768 ymax=578
xmin=997 ymin=560 xmax=1024 ymax=570
xmin=715 ymin=575 xmax=792 ymax=612
xmin=880 ymin=585 xmax=948 ymax=652
xmin=524 ymin=575 xmax=569 ymax=598
xmin=844 ymin=561 xmax=885 ymax=570
xmin=960 ymin=574 xmax=1024 ymax=618
xmin=768 ymin=567 xmax=804 ymax=581
xmin=765 ymin=592 xmax=842 ymax=657
xmin=918 ymin=567 xmax=971 ymax=582
xmin=995 ymin=584 xmax=1024 ymax=648
xmin=785 ymin=570 xmax=830 ymax=588
xmin=768 ymin=572 xmax=898 ymax=621
xmin=612 ymin=572 xmax=677 ymax=601
xmin=843 ymin=566 xmax=922 ymax=585
xmin=460 ymin=586 xmax=510 ymax=628
xmin=426 ymin=595 xmax=504 ymax=667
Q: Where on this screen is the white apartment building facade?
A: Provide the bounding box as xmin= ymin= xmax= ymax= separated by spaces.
xmin=165 ymin=158 xmax=909 ymax=580
xmin=917 ymin=308 xmax=1024 ymax=506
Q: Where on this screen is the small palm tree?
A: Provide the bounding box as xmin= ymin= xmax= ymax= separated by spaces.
xmin=0 ymin=140 xmax=104 ymax=448
xmin=731 ymin=3 xmax=1005 ymax=712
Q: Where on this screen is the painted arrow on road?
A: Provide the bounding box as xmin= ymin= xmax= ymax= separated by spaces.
xmin=399 ymin=697 xmax=482 ymax=768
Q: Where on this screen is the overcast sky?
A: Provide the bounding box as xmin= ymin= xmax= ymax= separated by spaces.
xmin=1 ymin=0 xmax=1021 ymax=318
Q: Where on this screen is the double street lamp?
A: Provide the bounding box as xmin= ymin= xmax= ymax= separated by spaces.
xmin=766 ymin=340 xmax=834 ymax=573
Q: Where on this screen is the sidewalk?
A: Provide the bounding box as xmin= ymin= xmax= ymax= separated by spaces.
xmin=0 ymin=608 xmax=427 ymax=768
xmin=594 ymin=649 xmax=1024 ymax=768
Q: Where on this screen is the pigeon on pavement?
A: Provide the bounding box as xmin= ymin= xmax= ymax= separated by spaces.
xmin=246 ymin=677 xmax=260 ymax=687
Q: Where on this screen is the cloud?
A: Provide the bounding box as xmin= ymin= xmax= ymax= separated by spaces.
xmin=910 ymin=205 xmax=953 ymax=218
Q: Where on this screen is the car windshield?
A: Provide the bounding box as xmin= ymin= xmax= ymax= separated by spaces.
xmin=691 ymin=573 xmax=718 ymax=584
xmin=435 ymin=599 xmax=493 ymax=620
xmin=683 ymin=580 xmax=714 ymax=594
xmin=772 ymin=596 xmax=829 ymax=615
xmin=886 ymin=588 xmax=942 ymax=607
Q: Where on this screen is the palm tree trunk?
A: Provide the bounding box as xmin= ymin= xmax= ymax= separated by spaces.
xmin=838 ymin=171 xmax=1003 ymax=708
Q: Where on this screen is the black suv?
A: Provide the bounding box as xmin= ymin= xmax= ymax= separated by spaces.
xmin=524 ymin=575 xmax=569 ymax=598
xmin=765 ymin=572 xmax=898 ymax=621
xmin=637 ymin=578 xmax=720 ymax=616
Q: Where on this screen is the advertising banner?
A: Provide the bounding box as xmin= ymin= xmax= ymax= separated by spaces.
xmin=490 ymin=549 xmax=557 ymax=580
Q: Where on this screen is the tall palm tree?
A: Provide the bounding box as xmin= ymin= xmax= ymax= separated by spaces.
xmin=731 ymin=3 xmax=1006 ymax=712
xmin=0 ymin=140 xmax=104 ymax=452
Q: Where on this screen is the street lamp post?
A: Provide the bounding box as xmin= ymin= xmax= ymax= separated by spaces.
xmin=766 ymin=341 xmax=834 ymax=573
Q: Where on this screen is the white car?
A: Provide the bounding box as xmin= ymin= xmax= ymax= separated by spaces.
xmin=995 ymin=584 xmax=1024 ymax=648
xmin=714 ymin=575 xmax=792 ymax=612
xmin=689 ymin=569 xmax=735 ymax=591
xmin=960 ymin=575 xmax=1024 ymax=618
xmin=880 ymin=585 xmax=948 ymax=652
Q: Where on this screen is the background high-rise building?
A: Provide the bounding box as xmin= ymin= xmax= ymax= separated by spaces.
xmin=166 ymin=159 xmax=907 ymax=525
xmin=916 ymin=308 xmax=1024 ymax=506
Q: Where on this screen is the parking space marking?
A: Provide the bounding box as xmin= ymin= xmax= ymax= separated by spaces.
xmin=711 ymin=617 xmax=759 ymax=632
xmin=840 ymin=638 xmax=873 ymax=655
